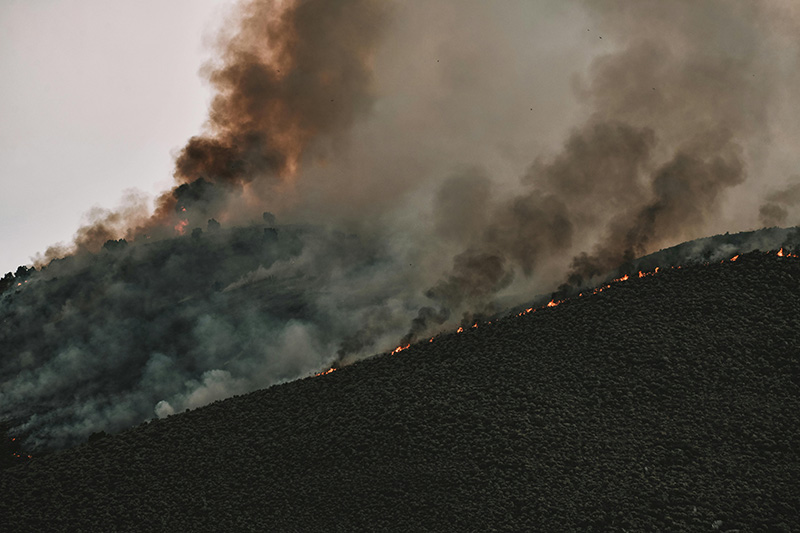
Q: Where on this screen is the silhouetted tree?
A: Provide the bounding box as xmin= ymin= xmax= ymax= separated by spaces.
xmin=0 ymin=272 xmax=13 ymax=294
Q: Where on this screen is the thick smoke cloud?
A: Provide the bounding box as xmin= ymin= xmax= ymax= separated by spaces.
xmin=4 ymin=0 xmax=800 ymax=449
xmin=759 ymin=179 xmax=800 ymax=227
xmin=408 ymin=0 xmax=798 ymax=336
xmin=38 ymin=0 xmax=389 ymax=258
xmin=174 ymin=0 xmax=387 ymax=186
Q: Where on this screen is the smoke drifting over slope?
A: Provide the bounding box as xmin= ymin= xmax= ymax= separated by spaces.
xmin=4 ymin=0 xmax=800 ymax=449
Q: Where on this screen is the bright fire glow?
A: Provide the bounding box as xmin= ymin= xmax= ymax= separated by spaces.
xmin=353 ymin=248 xmax=798 ymax=373
xmin=174 ymin=219 xmax=189 ymax=235
xmin=391 ymin=344 xmax=410 ymax=355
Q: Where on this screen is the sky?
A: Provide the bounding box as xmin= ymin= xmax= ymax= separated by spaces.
xmin=2 ymin=0 xmax=798 ymax=278
xmin=0 ymin=0 xmax=234 ymax=275
xmin=0 ymin=0 xmax=593 ymax=276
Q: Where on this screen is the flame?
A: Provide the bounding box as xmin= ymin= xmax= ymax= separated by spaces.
xmin=181 ymin=206 xmax=186 ymax=212
xmin=174 ymin=219 xmax=189 ymax=235
xmin=390 ymin=344 xmax=410 ymax=355
xmin=383 ymin=250 xmax=796 ymax=368
xmin=774 ymin=248 xmax=798 ymax=258
xmin=314 ymin=367 xmax=336 ymax=377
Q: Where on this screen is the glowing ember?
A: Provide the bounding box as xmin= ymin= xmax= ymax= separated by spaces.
xmin=391 ymin=344 xmax=410 ymax=355
xmin=382 ymin=252 xmax=781 ymax=368
xmin=174 ymin=219 xmax=189 ymax=235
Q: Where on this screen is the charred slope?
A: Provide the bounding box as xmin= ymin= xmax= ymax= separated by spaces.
xmin=2 ymin=252 xmax=800 ymax=532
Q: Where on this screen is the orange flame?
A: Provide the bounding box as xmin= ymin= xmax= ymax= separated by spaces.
xmin=174 ymin=219 xmax=189 ymax=235
xmin=384 ymin=254 xmax=773 ymax=369
xmin=314 ymin=367 xmax=336 ymax=377
xmin=778 ymin=248 xmax=785 ymax=257
xmin=391 ymin=344 xmax=410 ymax=355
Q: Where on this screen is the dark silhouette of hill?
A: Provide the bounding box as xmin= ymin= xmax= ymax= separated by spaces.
xmin=2 ymin=250 xmax=799 ymax=531
xmin=3 ymin=223 xmax=799 ymax=452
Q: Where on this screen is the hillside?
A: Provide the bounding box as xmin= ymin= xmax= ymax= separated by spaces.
xmin=2 ymin=250 xmax=798 ymax=531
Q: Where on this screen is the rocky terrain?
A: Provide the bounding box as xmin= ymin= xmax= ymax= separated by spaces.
xmin=2 ymin=250 xmax=798 ymax=531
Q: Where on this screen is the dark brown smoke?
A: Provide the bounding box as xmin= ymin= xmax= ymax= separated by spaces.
xmin=43 ymin=0 xmax=389 ymax=260
xmin=174 ymin=0 xmax=388 ymax=187
xmin=408 ymin=0 xmax=782 ymax=340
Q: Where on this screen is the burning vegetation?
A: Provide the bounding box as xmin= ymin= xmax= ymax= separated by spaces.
xmin=311 ymin=246 xmax=798 ymax=379
xmin=3 ymin=245 xmax=799 ymax=531
xmin=4 ymin=0 xmax=800 ymax=453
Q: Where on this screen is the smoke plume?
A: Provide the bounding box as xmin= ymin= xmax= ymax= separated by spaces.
xmin=4 ymin=0 xmax=800 ymax=450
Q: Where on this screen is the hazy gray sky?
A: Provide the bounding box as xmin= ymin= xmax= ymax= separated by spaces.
xmin=0 ymin=0 xmax=233 ymax=274
xmin=2 ymin=0 xmax=797 ymax=277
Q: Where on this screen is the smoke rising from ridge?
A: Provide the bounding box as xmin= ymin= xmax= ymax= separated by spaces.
xmin=407 ymin=0 xmax=798 ymax=335
xmin=174 ymin=0 xmax=387 ymax=186
xmin=4 ymin=0 xmax=800 ymax=450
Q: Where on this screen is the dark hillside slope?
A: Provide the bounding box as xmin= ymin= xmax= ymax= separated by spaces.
xmin=2 ymin=251 xmax=799 ymax=531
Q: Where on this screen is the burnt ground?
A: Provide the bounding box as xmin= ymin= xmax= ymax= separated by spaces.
xmin=2 ymin=251 xmax=799 ymax=532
